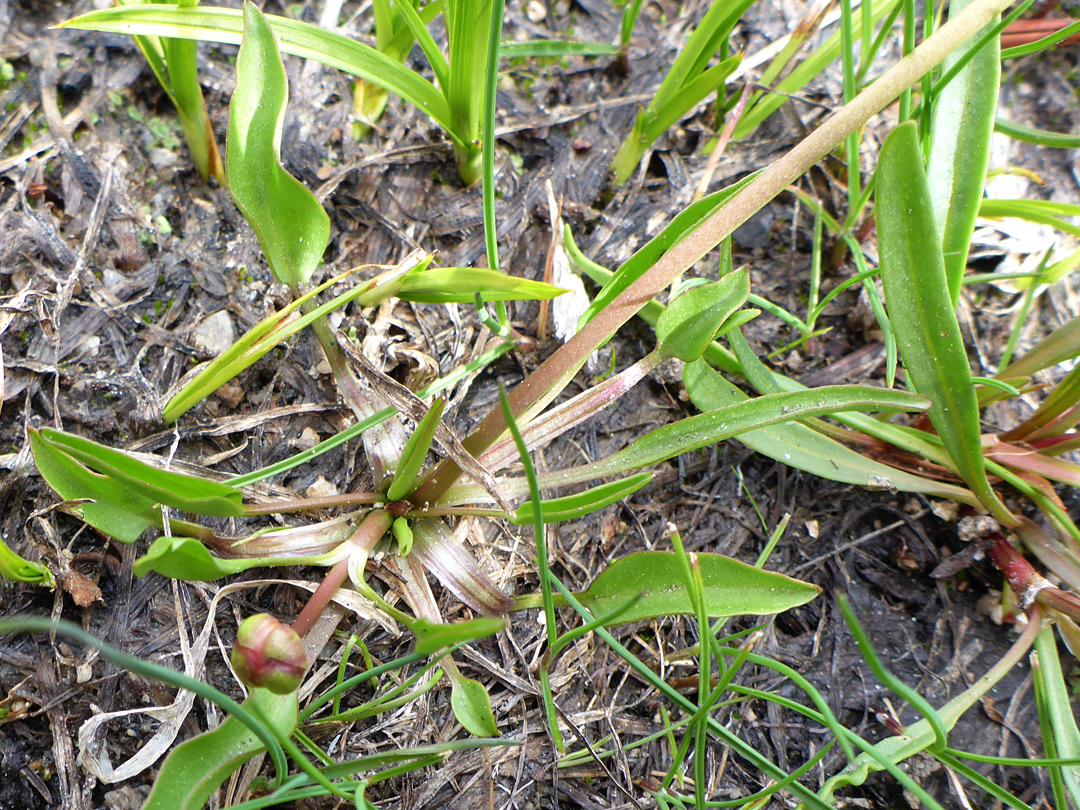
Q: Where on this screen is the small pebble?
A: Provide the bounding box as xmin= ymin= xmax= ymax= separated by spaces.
xmin=192 ymin=310 xmax=235 ymax=357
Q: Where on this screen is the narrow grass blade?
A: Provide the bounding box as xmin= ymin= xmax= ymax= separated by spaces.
xmin=876 ymin=121 xmax=1011 ymax=522
xmin=228 ymin=3 xmax=329 ymax=289
xmin=926 ymin=0 xmax=999 ymax=305
xmin=1034 ymin=626 xmax=1080 ymax=805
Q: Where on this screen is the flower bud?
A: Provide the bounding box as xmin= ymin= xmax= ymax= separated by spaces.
xmin=231 ymin=613 xmax=306 ymax=694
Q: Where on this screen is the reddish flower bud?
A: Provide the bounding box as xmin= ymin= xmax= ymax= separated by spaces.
xmin=231 ymin=613 xmax=306 ymax=694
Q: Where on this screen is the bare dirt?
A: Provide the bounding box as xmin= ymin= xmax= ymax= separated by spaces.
xmin=1 ymin=0 xmax=1079 ymax=808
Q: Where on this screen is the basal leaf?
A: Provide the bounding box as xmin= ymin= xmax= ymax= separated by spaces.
xmin=684 ymin=359 xmax=981 ymax=505
xmin=412 ymin=615 xmax=505 ymax=656
xmin=36 ymin=429 xmax=243 ymax=517
xmin=142 ymin=688 xmax=297 ymax=810
xmin=512 ymin=473 xmax=652 ymax=525
xmin=545 ymin=384 xmax=930 ymax=486
xmin=655 ymin=267 xmax=749 ymax=361
xmin=397 ymin=268 xmax=566 ymax=304
xmin=876 ymin=122 xmax=1010 ymax=520
xmin=571 ymin=551 xmax=819 ymax=623
xmin=0 ymin=537 xmax=54 ymax=587
xmin=926 ymin=0 xmax=999 ymax=305
xmin=164 ymin=258 xmax=425 ymax=423
xmin=387 ymin=397 xmax=446 ymax=501
xmin=134 ymin=535 xmax=343 ymax=580
xmin=30 ymin=429 xmax=162 ymax=543
xmin=228 ymin=2 xmax=329 ymax=288
xmin=1034 ymin=626 xmax=1080 ymax=806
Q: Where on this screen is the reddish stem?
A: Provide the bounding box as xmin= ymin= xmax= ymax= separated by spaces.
xmin=988 ymin=533 xmax=1080 ymax=622
xmin=291 ymin=509 xmax=392 ymax=637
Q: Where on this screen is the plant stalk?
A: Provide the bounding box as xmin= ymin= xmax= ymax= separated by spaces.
xmin=412 ymin=0 xmax=1020 ymax=506
xmin=292 ymin=509 xmax=392 ymax=637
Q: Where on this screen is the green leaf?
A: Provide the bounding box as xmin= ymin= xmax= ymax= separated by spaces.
xmin=60 ymin=5 xmax=454 ymax=134
xmin=411 ymin=615 xmax=504 ymax=656
xmin=391 ymin=516 xmax=414 ymax=556
xmin=142 ymin=688 xmax=297 ymax=810
xmin=995 ymin=117 xmax=1080 ymax=149
xmin=655 ymin=267 xmax=749 ymax=361
xmin=1034 ymin=626 xmax=1080 ymax=806
xmin=228 ymin=2 xmax=330 ymax=288
xmin=876 ymin=121 xmax=1010 ymax=521
xmin=396 ymin=268 xmax=566 ymax=304
xmin=997 ymin=315 xmax=1080 ymax=380
xmin=578 ymin=171 xmax=759 ymax=330
xmin=30 ymin=429 xmax=163 ymax=543
xmin=684 ymin=359 xmax=981 ymax=504
xmin=35 ymin=429 xmax=243 ymax=517
xmin=499 ymin=39 xmax=617 ymax=57
xmin=133 ymin=535 xmax=339 ymax=580
xmin=566 ymin=551 xmax=819 ymax=623
xmin=545 ymin=384 xmax=931 ymax=486
xmin=164 ymin=259 xmax=425 ymax=422
xmin=449 ymin=671 xmax=499 ymax=737
xmin=926 ymin=0 xmax=999 ymax=305
xmin=0 ymin=537 xmax=53 ymax=586
xmin=512 ymin=473 xmax=653 ymax=525
xmin=387 ymin=397 xmax=446 ymax=501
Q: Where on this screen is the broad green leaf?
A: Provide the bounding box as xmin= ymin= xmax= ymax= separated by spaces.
xmin=512 ymin=473 xmax=652 ymax=525
xmin=30 ymin=429 xmax=163 ymax=543
xmin=449 ymin=671 xmax=499 ymax=737
xmin=564 ymin=551 xmax=819 ymax=622
xmin=876 ymin=122 xmax=1010 ymax=521
xmin=578 ymin=171 xmax=759 ymax=329
xmin=60 ymin=5 xmax=454 ymax=134
xmin=228 ymin=3 xmax=329 ymax=288
xmin=133 ymin=535 xmax=339 ymax=580
xmin=387 ymin=397 xmax=446 ymax=501
xmin=412 ymin=615 xmax=504 ymax=655
xmin=655 ymin=266 xmax=749 ymax=361
xmin=164 ymin=259 xmax=425 ymax=422
xmin=543 ymin=384 xmax=931 ymax=486
xmin=684 ymin=359 xmax=982 ymax=505
xmin=926 ymin=0 xmax=999 ymax=305
xmin=396 ymin=268 xmax=566 ymax=304
xmin=35 ymin=429 xmax=242 ymax=517
xmin=0 ymin=537 xmax=53 ymax=586
xmin=142 ymin=688 xmax=297 ymax=810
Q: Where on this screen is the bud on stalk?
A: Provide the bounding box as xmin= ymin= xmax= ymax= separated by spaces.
xmin=231 ymin=613 xmax=307 ymax=694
